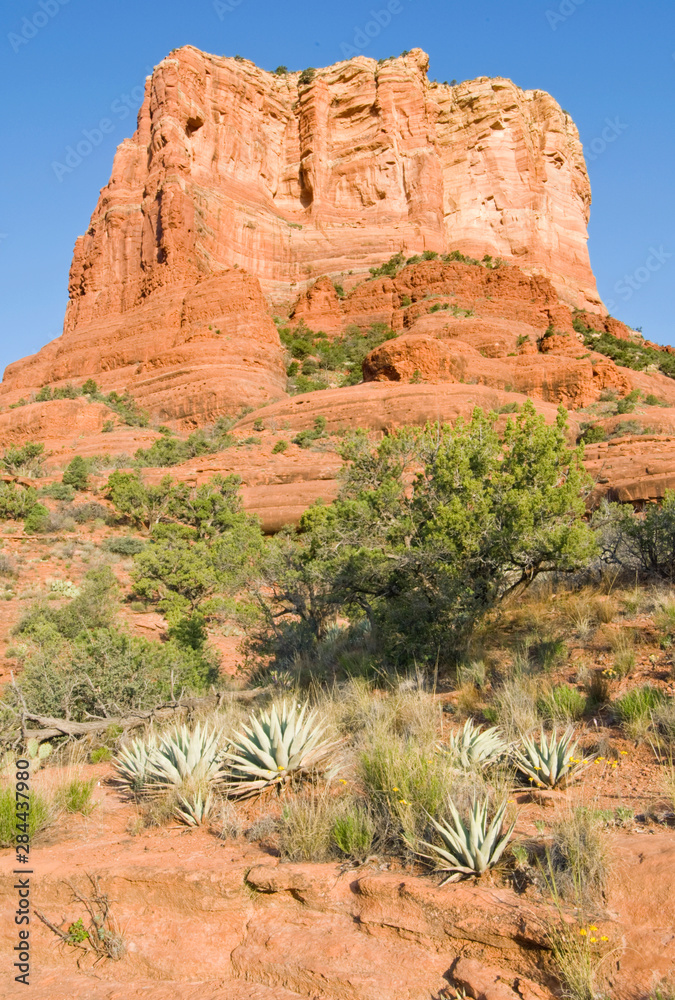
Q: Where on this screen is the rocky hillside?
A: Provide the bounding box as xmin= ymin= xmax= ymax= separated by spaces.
xmin=1 ymin=46 xmax=675 ymax=515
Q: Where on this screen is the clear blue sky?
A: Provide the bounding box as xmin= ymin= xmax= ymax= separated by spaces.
xmin=1 ymin=0 xmax=673 ymax=377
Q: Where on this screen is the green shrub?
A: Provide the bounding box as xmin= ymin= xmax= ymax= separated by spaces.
xmin=0 ymin=482 xmax=39 ymax=521
xmin=614 ymin=686 xmax=665 ymax=724
xmin=23 ymin=503 xmax=50 ymax=533
xmin=272 ymin=439 xmax=289 ymax=454
xmin=168 ymin=611 xmax=208 ymax=650
xmin=577 ymin=423 xmax=606 ymax=445
xmin=1 ymin=442 xmax=46 ymax=477
xmin=103 ymin=535 xmax=145 ymax=555
xmin=103 ymin=391 xmax=148 ymax=427
xmin=12 ymin=626 xmax=218 ymax=721
xmin=575 ymin=322 xmax=675 ymax=382
xmin=616 ymin=395 xmax=637 ymax=415
xmin=17 ymin=566 xmax=118 ymax=640
xmin=293 ymin=416 xmax=328 ymax=449
xmin=62 ymin=456 xmax=90 ymax=491
xmin=256 ymin=402 xmax=596 ymax=673
xmin=538 ymin=685 xmax=587 ymax=722
xmin=0 ymin=786 xmax=52 ymax=847
xmin=369 ymin=253 xmax=405 ymax=279
xmin=331 ymin=801 xmax=375 ymax=860
xmin=280 ymin=320 xmax=397 ymax=392
xmin=90 ymin=746 xmax=112 ymax=763
xmin=40 ymin=482 xmax=75 ymax=501
xmin=52 ymin=383 xmax=80 ymax=400
xmin=56 ymin=776 xmax=96 ymax=815
xmin=611 ymin=490 xmax=675 ymax=580
xmin=299 ymin=67 xmax=316 ymax=85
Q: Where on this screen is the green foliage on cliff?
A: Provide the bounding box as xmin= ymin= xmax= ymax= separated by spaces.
xmin=279 ymin=321 xmax=398 ymax=391
xmin=575 ymin=319 xmax=675 ymax=381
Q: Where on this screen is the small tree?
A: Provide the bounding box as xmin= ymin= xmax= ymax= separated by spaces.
xmin=105 ymin=472 xmax=178 ymax=531
xmin=606 ymin=490 xmax=675 ymax=581
xmin=62 ymin=456 xmax=90 ymax=492
xmin=256 ymin=402 xmax=598 ymax=668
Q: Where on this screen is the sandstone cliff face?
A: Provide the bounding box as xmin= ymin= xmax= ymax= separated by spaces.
xmin=2 ymin=270 xmax=287 ymax=426
xmin=0 ymin=46 xmax=603 ymax=426
xmin=62 ymin=46 xmax=599 ymax=312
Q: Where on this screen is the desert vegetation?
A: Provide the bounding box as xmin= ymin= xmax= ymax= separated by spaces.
xmin=1 ymin=400 xmax=675 ymax=998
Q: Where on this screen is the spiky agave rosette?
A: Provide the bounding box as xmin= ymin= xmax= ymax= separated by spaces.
xmin=444 ymin=718 xmax=508 ymax=770
xmin=513 ymin=726 xmax=595 ymax=789
xmin=222 ymin=701 xmax=339 ymax=799
xmin=417 ymin=797 xmax=516 ymax=884
xmin=112 ymin=723 xmax=227 ymax=824
xmin=144 ymin=723 xmax=226 ymax=792
xmin=113 ymin=734 xmax=159 ymax=793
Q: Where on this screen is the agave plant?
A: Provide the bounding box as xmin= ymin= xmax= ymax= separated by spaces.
xmin=417 ymin=797 xmax=516 ymax=884
xmin=512 ymin=726 xmax=594 ymax=789
xmin=445 ymin=719 xmax=507 ymax=769
xmin=146 ymin=723 xmax=226 ymax=791
xmin=175 ymin=788 xmax=213 ymax=827
xmin=222 ymin=701 xmax=337 ymax=799
xmin=113 ymin=734 xmax=158 ymax=792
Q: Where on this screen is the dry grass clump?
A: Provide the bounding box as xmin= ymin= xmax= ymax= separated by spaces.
xmin=55 ymin=774 xmax=96 ymax=815
xmin=0 ymin=785 xmax=54 ymax=847
xmin=545 ymin=806 xmax=608 ymax=905
xmin=278 ymin=787 xmax=376 ymax=863
xmin=561 ymin=596 xmax=598 ymax=641
xmin=608 ymin=628 xmax=637 ymax=679
xmin=487 ymin=674 xmax=540 ymax=739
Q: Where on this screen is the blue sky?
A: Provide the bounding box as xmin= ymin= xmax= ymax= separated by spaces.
xmin=0 ymin=0 xmax=673 ymax=377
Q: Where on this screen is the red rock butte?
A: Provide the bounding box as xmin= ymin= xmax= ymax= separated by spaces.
xmin=3 ymin=45 xmax=675 ymax=513
xmin=2 ymin=47 xmax=607 ymax=419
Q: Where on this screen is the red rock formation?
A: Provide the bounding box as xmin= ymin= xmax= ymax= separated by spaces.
xmin=0 ymin=46 xmax=606 ymax=425
xmin=362 ymin=333 xmax=633 ymax=407
xmin=1 ymin=271 xmax=287 ymax=427
xmin=234 ymin=381 xmax=574 ymax=436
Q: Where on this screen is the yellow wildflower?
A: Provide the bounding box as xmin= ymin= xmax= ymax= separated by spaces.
xmin=579 ymin=928 xmax=587 ymax=936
